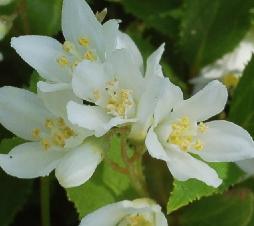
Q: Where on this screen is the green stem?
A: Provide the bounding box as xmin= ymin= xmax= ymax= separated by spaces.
xmin=119 ymin=128 xmax=149 ymax=197
xmin=40 ymin=177 xmax=51 ymax=226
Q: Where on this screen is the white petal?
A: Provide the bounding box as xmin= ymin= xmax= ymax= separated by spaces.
xmin=129 ymin=76 xmax=180 ymax=140
xmin=0 ymin=86 xmax=52 ymax=140
xmin=108 ymin=49 xmax=144 ymax=98
xmin=145 ymin=128 xmax=170 ymax=162
xmin=166 ymin=148 xmax=222 ymax=187
xmin=62 ymin=0 xmax=104 ymax=59
xmin=0 ymin=142 xmax=64 ymax=178
xmin=153 ymin=78 xmax=183 ymax=125
xmin=145 ymin=43 xmax=165 ymax=78
xmin=116 ymin=31 xmax=143 ymax=73
xmin=38 ymin=81 xmax=82 ymax=118
xmin=55 ymin=142 xmax=102 ymax=188
xmin=198 ymin=120 xmax=254 ymax=162
xmin=173 ymin=80 xmax=228 ymax=121
xmin=67 ymin=101 xmax=136 ymax=137
xmin=11 ymin=36 xmax=71 ymax=82
xmin=236 ymin=159 xmax=254 ymax=175
xmin=72 ymin=60 xmax=111 ymax=101
xmin=79 ymin=199 xmax=166 ymax=226
xmin=103 ymin=19 xmax=119 ymax=57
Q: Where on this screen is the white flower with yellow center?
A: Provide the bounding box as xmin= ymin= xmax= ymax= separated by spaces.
xmin=10 ymin=0 xmax=120 ymax=95
xmin=67 ymin=45 xmax=179 ymax=139
xmin=0 ymin=86 xmax=102 ymax=188
xmin=79 ymin=199 xmax=168 ymax=226
xmin=145 ymin=80 xmax=254 ymax=187
xmin=191 ymin=39 xmax=254 ymax=92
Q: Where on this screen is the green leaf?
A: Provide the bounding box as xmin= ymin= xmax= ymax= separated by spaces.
xmin=120 ymin=0 xmax=181 ymax=38
xmin=177 ymin=189 xmax=254 ymax=226
xmin=229 ymin=56 xmax=254 ymax=137
xmin=66 ymin=136 xmax=137 ymax=218
xmin=180 ymin=0 xmax=254 ymax=70
xmin=0 ymin=137 xmax=32 ymax=226
xmin=27 ymin=0 xmax=62 ymax=35
xmin=167 ymin=162 xmax=244 ymax=214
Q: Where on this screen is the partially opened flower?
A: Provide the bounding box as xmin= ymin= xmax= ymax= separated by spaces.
xmin=79 ymin=198 xmax=168 ymax=226
xmin=11 ymin=0 xmax=120 ymax=88
xmin=191 ymin=39 xmax=254 ymax=92
xmin=0 ymin=86 xmax=102 ymax=188
xmin=145 ymin=80 xmax=254 ymax=187
xmin=67 ymin=45 xmax=180 ymax=140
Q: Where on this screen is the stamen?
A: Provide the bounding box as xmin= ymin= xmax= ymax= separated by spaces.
xmin=222 ymin=73 xmax=239 ymax=88
xmin=32 ymin=128 xmax=41 ymax=139
xmin=57 ymin=56 xmax=69 ymax=66
xmin=198 ymin=122 xmax=207 ymax=133
xmin=168 ymin=116 xmax=206 ymax=152
xmin=193 ymin=139 xmax=204 ymax=151
xmin=63 ymin=41 xmax=74 ymax=52
xmin=41 ymin=139 xmax=51 ymax=151
xmin=84 ymin=50 xmax=96 ymax=61
xmin=45 ymin=119 xmax=54 ymax=129
xmin=93 ymin=89 xmax=101 ymax=101
xmin=79 ymin=37 xmax=90 ymax=47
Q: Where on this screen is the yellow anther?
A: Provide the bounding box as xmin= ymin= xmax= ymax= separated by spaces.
xmin=45 ymin=119 xmax=54 ymax=129
xmin=193 ymin=139 xmax=204 ymax=151
xmin=119 ymin=215 xmax=153 ymax=226
xmin=84 ymin=50 xmax=96 ymax=61
xmin=32 ymin=128 xmax=41 ymax=139
xmin=93 ymin=89 xmax=101 ymax=100
xmin=222 ymin=73 xmax=239 ymax=88
xmin=41 ymin=139 xmax=51 ymax=151
xmin=198 ymin=122 xmax=207 ymax=133
xmin=57 ymin=56 xmax=69 ymax=66
xmin=63 ymin=127 xmax=75 ymax=138
xmin=79 ymin=37 xmax=90 ymax=47
xmin=63 ymin=41 xmax=74 ymax=52
xmin=53 ymin=132 xmax=65 ymax=146
xmin=57 ymin=118 xmax=65 ymax=127
xmin=180 ymin=116 xmax=190 ymax=128
xmin=179 ymin=140 xmax=191 ymax=151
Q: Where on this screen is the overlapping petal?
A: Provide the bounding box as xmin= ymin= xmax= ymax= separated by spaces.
xmin=11 ymin=35 xmax=71 ymax=82
xmin=0 ymin=142 xmax=64 ymax=178
xmin=0 ymin=86 xmax=52 ymax=140
xmin=172 ymin=80 xmax=228 ymax=121
xmin=198 ymin=120 xmax=254 ymax=162
xmin=55 ymin=142 xmax=102 ymax=188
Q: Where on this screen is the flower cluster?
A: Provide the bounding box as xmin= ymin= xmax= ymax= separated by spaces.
xmin=0 ymin=0 xmax=254 ymax=225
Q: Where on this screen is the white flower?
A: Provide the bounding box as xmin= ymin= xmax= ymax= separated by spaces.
xmin=79 ymin=198 xmax=168 ymax=226
xmin=191 ymin=39 xmax=254 ymax=92
xmin=11 ymin=0 xmax=120 ymax=91
xmin=67 ymin=44 xmax=179 ymax=140
xmin=0 ymin=86 xmax=102 ymax=188
xmin=145 ymin=80 xmax=254 ymax=187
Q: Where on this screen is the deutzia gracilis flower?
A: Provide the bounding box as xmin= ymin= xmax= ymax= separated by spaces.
xmin=67 ymin=45 xmax=180 ymax=139
xmin=79 ymin=199 xmax=168 ymax=226
xmin=0 ymin=86 xmax=102 ymax=188
xmin=145 ymin=80 xmax=254 ymax=187
xmin=236 ymin=159 xmax=254 ymax=175
xmin=191 ymin=39 xmax=254 ymax=92
xmin=11 ymin=0 xmax=120 ymax=91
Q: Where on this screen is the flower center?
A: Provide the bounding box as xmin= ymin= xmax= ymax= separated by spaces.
xmin=167 ymin=116 xmax=207 ymax=152
xmin=93 ymin=79 xmax=135 ymax=118
xmin=57 ymin=37 xmax=96 ymax=69
xmin=222 ymin=73 xmax=239 ymax=88
xmin=32 ymin=117 xmax=76 ymax=150
xmin=118 ymin=214 xmax=153 ymax=226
